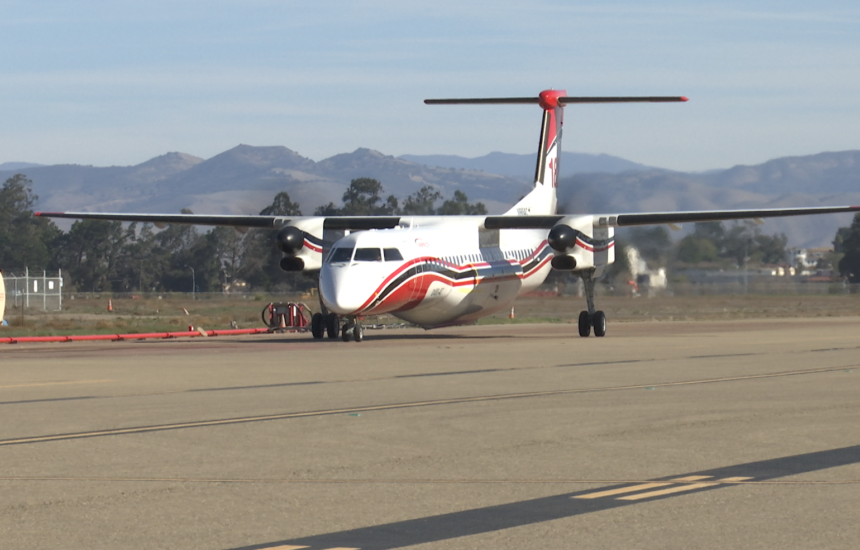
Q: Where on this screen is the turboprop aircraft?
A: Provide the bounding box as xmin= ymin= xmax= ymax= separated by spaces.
xmin=36 ymin=90 xmax=860 ymax=341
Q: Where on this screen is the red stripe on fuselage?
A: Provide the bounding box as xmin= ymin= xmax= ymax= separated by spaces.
xmin=303 ymin=239 xmax=323 ymax=253
xmin=355 ymin=245 xmax=554 ymax=316
xmin=574 ymin=237 xmax=615 ymax=253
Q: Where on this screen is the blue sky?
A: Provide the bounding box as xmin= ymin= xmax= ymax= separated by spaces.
xmin=2 ymin=1 xmax=859 ymax=171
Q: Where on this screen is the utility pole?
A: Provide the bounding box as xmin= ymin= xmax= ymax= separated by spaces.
xmin=189 ymin=266 xmax=196 ymax=300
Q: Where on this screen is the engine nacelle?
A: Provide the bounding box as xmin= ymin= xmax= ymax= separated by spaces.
xmin=275 ymin=219 xmax=324 ymax=272
xmin=548 ymin=215 xmax=615 ymax=276
xmin=276 ymin=225 xmax=305 ymax=255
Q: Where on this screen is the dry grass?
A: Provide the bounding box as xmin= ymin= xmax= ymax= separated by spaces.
xmin=1 ymin=291 xmax=859 ymax=337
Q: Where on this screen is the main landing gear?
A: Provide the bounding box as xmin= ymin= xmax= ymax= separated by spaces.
xmin=311 ymin=312 xmax=341 ymax=339
xmin=310 ymin=311 xmax=363 ymax=342
xmin=577 ymin=270 xmax=606 ymax=338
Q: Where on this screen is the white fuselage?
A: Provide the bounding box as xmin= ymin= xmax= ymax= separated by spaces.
xmin=319 ymin=218 xmax=553 ymax=328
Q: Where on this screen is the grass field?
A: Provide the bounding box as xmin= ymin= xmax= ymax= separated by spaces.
xmin=1 ymin=290 xmax=859 ymax=337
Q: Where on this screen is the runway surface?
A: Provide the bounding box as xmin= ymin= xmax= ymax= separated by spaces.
xmin=1 ymin=317 xmax=859 ymax=549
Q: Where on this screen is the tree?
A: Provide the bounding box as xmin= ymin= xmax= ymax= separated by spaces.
xmin=316 ymin=178 xmax=398 ymax=216
xmin=259 ymin=191 xmax=302 ymax=217
xmin=400 ymin=186 xmax=442 ymax=215
xmin=437 ymin=190 xmax=487 ymax=215
xmin=837 ymin=213 xmax=860 ymax=282
xmin=675 ymin=220 xmax=787 ymax=267
xmin=676 ymin=235 xmax=718 ymax=264
xmin=53 ymin=219 xmax=133 ymax=291
xmin=0 ymin=174 xmax=61 ymax=271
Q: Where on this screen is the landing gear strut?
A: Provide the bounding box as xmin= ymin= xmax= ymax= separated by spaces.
xmin=341 ymin=317 xmax=364 ymax=342
xmin=578 ymin=270 xmax=606 ymax=338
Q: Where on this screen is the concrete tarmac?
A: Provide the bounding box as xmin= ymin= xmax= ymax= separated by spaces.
xmin=1 ymin=317 xmax=859 ymax=549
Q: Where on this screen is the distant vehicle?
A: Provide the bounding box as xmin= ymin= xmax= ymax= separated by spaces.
xmin=36 ymin=90 xmax=860 ymax=340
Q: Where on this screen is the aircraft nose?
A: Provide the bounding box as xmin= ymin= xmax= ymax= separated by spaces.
xmin=320 ymin=265 xmax=365 ymax=315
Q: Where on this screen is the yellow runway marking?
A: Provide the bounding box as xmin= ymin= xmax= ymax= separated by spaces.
xmin=573 ymin=482 xmax=672 ymax=499
xmin=0 ymin=364 xmax=854 ymax=447
xmin=0 ymin=379 xmax=112 ymax=389
xmin=618 ymin=482 xmax=718 ymax=500
xmin=575 ymin=476 xmax=757 ymax=501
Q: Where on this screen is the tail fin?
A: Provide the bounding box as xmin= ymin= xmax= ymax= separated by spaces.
xmin=424 ymin=92 xmax=687 ymax=217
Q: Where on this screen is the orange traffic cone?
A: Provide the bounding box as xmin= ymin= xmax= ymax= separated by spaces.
xmin=107 ymin=298 xmax=113 ymax=312
xmin=509 ymin=307 xmax=515 ymax=319
xmin=279 ymin=314 xmax=287 ymax=329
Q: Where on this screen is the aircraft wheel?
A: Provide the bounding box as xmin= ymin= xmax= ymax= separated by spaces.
xmin=354 ymin=322 xmax=364 ymax=342
xmin=341 ymin=324 xmax=351 ymax=342
xmin=578 ymin=311 xmax=591 ymax=337
xmin=593 ymin=310 xmax=607 ymax=337
xmin=311 ymin=313 xmax=324 ymax=339
xmin=325 ymin=313 xmax=340 ymax=339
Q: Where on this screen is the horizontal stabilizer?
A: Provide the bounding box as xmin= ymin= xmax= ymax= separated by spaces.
xmin=425 ymin=96 xmax=687 ymax=105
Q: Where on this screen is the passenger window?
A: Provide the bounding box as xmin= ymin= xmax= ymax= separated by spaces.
xmin=354 ymin=248 xmax=383 ymax=262
xmin=383 ymin=248 xmax=404 ymax=261
xmin=328 ymin=247 xmax=354 ymax=263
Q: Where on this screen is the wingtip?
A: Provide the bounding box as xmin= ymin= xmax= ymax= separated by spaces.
xmin=680 ymin=96 xmax=689 ymax=102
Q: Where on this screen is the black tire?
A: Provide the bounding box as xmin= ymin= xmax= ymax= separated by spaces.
xmin=325 ymin=313 xmax=339 ymax=339
xmin=593 ymin=310 xmax=607 ymax=337
xmin=578 ymin=311 xmax=591 ymax=337
xmin=311 ymin=313 xmax=324 ymax=339
xmin=341 ymin=324 xmax=351 ymax=342
xmin=354 ymin=323 xmax=363 ymax=342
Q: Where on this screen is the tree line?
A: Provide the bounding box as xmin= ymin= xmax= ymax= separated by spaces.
xmin=5 ymin=172 xmax=860 ymax=292
xmin=0 ymin=175 xmax=486 ymax=293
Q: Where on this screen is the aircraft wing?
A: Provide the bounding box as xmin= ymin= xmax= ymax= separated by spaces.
xmin=34 ymin=211 xmax=403 ymax=230
xmin=38 ymin=204 xmax=860 ymax=231
xmin=484 ymin=205 xmax=860 ymax=230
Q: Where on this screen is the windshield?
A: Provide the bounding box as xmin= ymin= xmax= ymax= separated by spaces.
xmin=328 ymin=247 xmax=354 ymax=263
xmin=383 ymin=248 xmax=404 ymax=261
xmin=354 ymin=248 xmax=383 ymax=262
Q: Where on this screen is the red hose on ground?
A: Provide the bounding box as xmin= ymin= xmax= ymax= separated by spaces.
xmin=0 ymin=327 xmax=271 ymax=345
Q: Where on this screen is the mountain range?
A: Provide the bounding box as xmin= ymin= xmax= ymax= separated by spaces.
xmin=2 ymin=147 xmax=859 ymax=248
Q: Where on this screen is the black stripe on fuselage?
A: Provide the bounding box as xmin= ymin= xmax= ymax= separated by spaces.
xmin=367 ymin=245 xmax=553 ymax=312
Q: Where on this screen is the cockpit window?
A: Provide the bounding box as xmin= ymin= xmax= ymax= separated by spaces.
xmin=328 ymin=247 xmax=354 ymax=263
xmin=354 ymin=248 xmax=383 ymax=262
xmin=383 ymin=248 xmax=404 ymax=261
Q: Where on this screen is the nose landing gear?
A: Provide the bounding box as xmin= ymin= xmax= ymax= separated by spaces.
xmin=341 ymin=317 xmax=364 ymax=342
xmin=577 ymin=270 xmax=607 ymax=338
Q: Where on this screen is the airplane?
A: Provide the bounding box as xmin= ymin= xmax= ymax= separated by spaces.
xmin=36 ymin=89 xmax=860 ymax=341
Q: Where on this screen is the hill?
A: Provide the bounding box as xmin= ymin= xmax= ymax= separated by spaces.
xmin=2 ymin=148 xmax=858 ymax=247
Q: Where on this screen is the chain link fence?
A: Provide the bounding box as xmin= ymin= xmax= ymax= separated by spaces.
xmin=3 ymin=269 xmax=63 ymax=311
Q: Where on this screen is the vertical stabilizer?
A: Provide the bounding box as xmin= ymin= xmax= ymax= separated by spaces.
xmin=423 ymin=91 xmax=686 ymax=218
xmin=533 ymin=89 xmax=566 ymax=191
xmin=504 ymin=89 xmax=566 ymax=216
